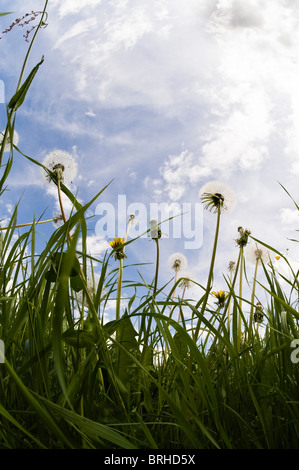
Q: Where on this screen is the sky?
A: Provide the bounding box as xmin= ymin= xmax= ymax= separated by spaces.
xmin=1 ymin=0 xmax=299 ymax=320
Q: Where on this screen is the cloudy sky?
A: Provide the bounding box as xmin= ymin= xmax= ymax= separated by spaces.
xmin=1 ymin=0 xmax=299 ymax=313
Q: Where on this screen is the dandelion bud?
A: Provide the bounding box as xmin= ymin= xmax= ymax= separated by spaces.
xmin=150 ymin=219 xmax=161 ymax=239
xmin=235 ymin=227 xmax=251 ymax=247
xmin=254 ymin=302 xmax=264 ymax=323
xmin=53 ymin=215 xmax=64 ymax=224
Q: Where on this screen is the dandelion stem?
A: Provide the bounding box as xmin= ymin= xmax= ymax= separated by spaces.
xmin=153 ymin=238 xmax=159 ymax=300
xmin=227 ymin=268 xmax=234 ymax=336
xmin=57 ymin=180 xmax=68 ymax=227
xmin=177 ymin=286 xmax=186 ymax=324
xmin=237 ymin=246 xmax=244 ymax=352
xmin=169 ymin=270 xmax=178 ymax=320
xmin=194 ymin=204 xmax=221 ymax=342
xmin=248 ymin=258 xmax=259 ymax=345
xmin=207 ymin=248 xmax=241 ymax=365
xmin=0 ymin=217 xmax=60 ymax=230
xmin=56 ymin=177 xmax=102 ymax=332
xmin=142 ymin=238 xmax=159 ymax=357
xmin=116 ymin=258 xmax=123 ymax=322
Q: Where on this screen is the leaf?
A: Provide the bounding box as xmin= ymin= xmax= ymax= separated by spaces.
xmin=62 ymin=329 xmax=97 ymax=348
xmin=8 ymin=56 xmax=44 ymax=111
xmin=45 ymin=251 xmax=81 ymax=282
xmin=113 ymin=313 xmax=139 ymax=392
xmin=70 ymin=274 xmax=84 ymax=292
xmin=37 ymin=396 xmax=137 ymax=449
xmin=4 ymin=359 xmax=75 ymax=448
xmin=52 ymin=228 xmax=80 ymax=408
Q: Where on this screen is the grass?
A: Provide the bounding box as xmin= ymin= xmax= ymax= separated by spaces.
xmin=0 ymin=3 xmax=299 ymax=449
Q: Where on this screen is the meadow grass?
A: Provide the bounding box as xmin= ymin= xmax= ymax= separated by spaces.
xmin=0 ymin=4 xmax=299 ymax=449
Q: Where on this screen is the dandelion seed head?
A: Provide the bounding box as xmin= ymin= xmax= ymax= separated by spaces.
xmin=42 ymin=150 xmax=78 ymax=185
xmin=168 ymin=252 xmax=187 ymax=272
xmin=178 ymin=271 xmax=194 ymax=289
xmin=245 ymin=242 xmax=271 ymax=265
xmin=199 ymin=180 xmax=236 ymax=213
xmin=228 ymin=261 xmax=236 ymax=272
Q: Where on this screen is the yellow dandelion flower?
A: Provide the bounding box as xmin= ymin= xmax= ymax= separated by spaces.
xmin=211 ymin=290 xmax=228 ymax=308
xmin=109 ymin=237 xmax=127 ymax=261
xmin=109 ymin=237 xmax=124 ymax=249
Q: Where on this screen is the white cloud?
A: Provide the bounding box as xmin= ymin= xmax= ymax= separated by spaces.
xmin=46 ymin=0 xmax=217 ymax=107
xmin=52 ymin=0 xmax=103 ymax=18
xmin=54 ymin=18 xmax=98 ymax=48
xmin=279 ymin=208 xmax=299 ymax=228
xmin=273 ymin=255 xmax=299 ymax=284
xmin=202 ymin=0 xmax=299 ymax=177
xmin=159 ymin=150 xmax=212 ymax=201
xmin=209 ymin=0 xmax=264 ymax=30
xmin=83 ymin=234 xmax=110 ymax=257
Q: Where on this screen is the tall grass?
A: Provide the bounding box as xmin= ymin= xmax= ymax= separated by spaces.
xmin=0 ymin=4 xmax=299 ymax=449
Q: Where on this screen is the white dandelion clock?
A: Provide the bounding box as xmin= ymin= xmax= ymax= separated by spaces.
xmin=42 ymin=150 xmax=78 ymax=185
xmin=178 ymin=271 xmax=194 ymax=289
xmin=0 ymin=129 xmax=19 ymax=152
xmin=199 ymin=180 xmax=236 ymax=214
xmin=245 ymin=242 xmax=271 ymax=265
xmin=168 ymin=252 xmax=187 ymax=272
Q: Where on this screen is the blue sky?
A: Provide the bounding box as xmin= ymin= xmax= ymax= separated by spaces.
xmin=1 ymin=0 xmax=299 ymax=316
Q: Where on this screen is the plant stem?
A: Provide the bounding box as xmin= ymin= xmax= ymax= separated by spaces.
xmin=169 ymin=270 xmax=178 ymax=320
xmin=56 ymin=178 xmax=102 ymax=330
xmin=0 ymin=1 xmax=49 ymax=167
xmin=115 ymin=216 xmax=134 ymax=322
xmin=142 ymin=238 xmax=159 ymax=355
xmin=194 ymin=205 xmax=221 ymax=342
xmin=177 ymin=286 xmax=186 ymax=324
xmin=247 ymin=258 xmax=259 ymax=345
xmin=116 ymin=258 xmax=123 ymax=322
xmin=206 ymin=248 xmax=241 ymax=365
xmin=0 ymin=217 xmax=61 ymax=231
xmin=237 ymin=246 xmax=244 ymax=352
xmin=227 ymin=268 xmax=234 ymax=336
